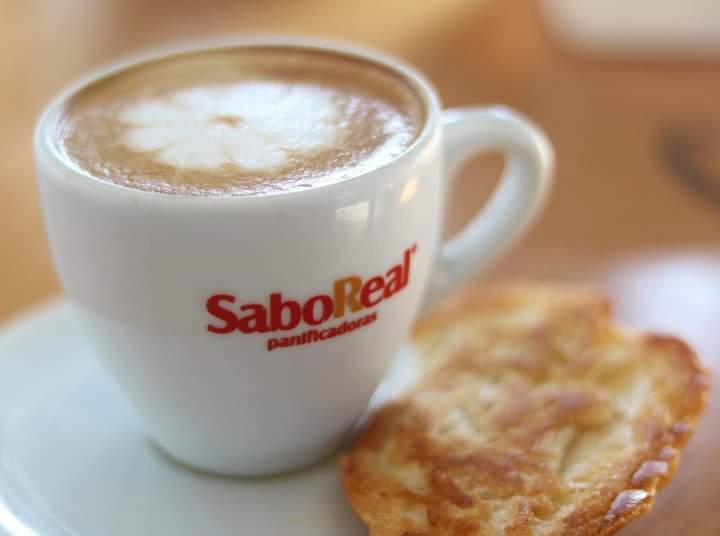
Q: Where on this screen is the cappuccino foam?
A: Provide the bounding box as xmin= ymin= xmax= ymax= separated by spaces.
xmin=53 ymin=46 xmax=425 ymax=196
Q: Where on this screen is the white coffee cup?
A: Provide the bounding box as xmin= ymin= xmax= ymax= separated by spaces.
xmin=35 ymin=38 xmax=553 ymax=476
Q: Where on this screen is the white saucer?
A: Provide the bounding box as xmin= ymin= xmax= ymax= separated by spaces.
xmin=0 ymin=302 xmax=421 ymax=536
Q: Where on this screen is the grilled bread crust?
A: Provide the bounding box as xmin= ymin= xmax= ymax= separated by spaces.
xmin=342 ymin=285 xmax=710 ymax=536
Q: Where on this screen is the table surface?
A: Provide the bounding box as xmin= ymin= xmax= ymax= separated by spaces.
xmin=2 ymin=1 xmax=719 ymax=533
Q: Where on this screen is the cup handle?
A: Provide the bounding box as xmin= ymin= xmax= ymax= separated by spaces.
xmin=423 ymin=106 xmax=555 ymax=307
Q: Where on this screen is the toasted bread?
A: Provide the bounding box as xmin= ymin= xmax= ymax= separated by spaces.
xmin=341 ymin=284 xmax=710 ymax=536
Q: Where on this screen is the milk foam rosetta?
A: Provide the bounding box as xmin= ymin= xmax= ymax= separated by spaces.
xmin=54 ymin=47 xmax=425 ymax=196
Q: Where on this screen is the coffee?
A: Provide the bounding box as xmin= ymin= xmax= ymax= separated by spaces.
xmin=52 ymin=46 xmax=425 ymax=196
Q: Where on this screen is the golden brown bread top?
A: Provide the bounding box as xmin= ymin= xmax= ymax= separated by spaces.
xmin=341 ymin=284 xmax=710 ymax=536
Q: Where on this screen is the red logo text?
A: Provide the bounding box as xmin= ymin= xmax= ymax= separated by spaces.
xmin=206 ymin=244 xmax=417 ymax=340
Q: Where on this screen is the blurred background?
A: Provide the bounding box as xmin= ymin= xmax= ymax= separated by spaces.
xmin=1 ymin=0 xmax=719 ymax=533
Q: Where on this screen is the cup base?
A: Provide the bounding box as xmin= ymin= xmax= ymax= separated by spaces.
xmin=145 ymin=429 xmax=354 ymax=477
